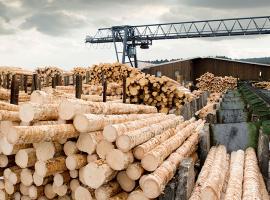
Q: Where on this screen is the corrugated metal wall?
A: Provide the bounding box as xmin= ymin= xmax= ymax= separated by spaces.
xmin=142 ymin=60 xmax=194 ymax=81
xmin=142 ymin=58 xmax=270 ymax=82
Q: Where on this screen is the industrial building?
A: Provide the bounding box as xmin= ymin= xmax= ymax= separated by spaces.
xmin=141 ymin=57 xmax=270 ymax=82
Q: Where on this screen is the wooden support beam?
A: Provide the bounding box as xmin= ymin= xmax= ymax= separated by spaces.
xmin=175 ymin=157 xmax=196 ymax=200
xmin=19 ymin=75 xmax=24 ymax=91
xmin=123 ymin=77 xmax=126 ymax=103
xmin=86 ymin=71 xmax=90 ymax=84
xmin=198 ymin=123 xmax=210 ymax=166
xmin=23 ymin=75 xmax=28 ymax=93
xmin=6 ymin=74 xmax=10 ymax=89
xmin=102 ymin=72 xmax=107 ymax=102
xmin=31 ymin=74 xmax=38 ymax=93
xmin=257 ymin=129 xmax=269 ymax=185
xmin=55 ymin=74 xmax=61 ymax=86
xmin=10 ymin=75 xmax=19 ymax=105
xmin=52 ymin=76 xmax=56 ymax=88
xmin=75 ymin=75 xmax=82 ymax=99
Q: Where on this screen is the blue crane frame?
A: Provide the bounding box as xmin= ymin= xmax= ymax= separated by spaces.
xmin=85 ymin=16 xmax=270 ymax=68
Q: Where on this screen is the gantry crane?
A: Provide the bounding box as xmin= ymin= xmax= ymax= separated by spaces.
xmin=85 ymin=16 xmax=270 ymax=68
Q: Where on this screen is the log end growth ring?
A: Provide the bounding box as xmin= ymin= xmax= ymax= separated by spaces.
xmin=19 ymin=103 xmax=34 ymax=123
xmin=141 ymin=154 xmax=159 ymax=172
xmin=73 ymin=114 xmax=89 ymax=133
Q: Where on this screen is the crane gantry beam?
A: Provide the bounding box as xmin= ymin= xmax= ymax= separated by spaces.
xmin=85 ymin=16 xmax=270 ymax=67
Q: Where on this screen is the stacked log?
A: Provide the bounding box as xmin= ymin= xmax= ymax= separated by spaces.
xmin=0 ymin=95 xmax=205 ymax=199
xmin=195 ymin=93 xmax=222 ymax=120
xmin=196 ymin=72 xmax=237 ymax=93
xmin=35 ymin=66 xmax=63 ymax=87
xmin=189 ymin=146 xmax=268 ymax=200
xmin=88 ymin=63 xmax=140 ymax=85
xmin=253 ymin=81 xmax=270 ymax=89
xmin=0 ymin=88 xmax=30 ymax=102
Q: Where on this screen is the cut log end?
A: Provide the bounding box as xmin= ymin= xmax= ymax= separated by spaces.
xmin=19 ymin=103 xmax=34 ymax=123
xmin=15 ymin=150 xmax=28 ymax=168
xmin=96 ymin=140 xmax=114 ymax=159
xmin=65 ymin=156 xmax=78 ymax=171
xmin=106 ymin=149 xmax=132 ymax=170
xmin=141 ymin=154 xmax=159 ymax=172
xmin=73 ymin=114 xmax=90 ymax=133
xmin=35 ymin=161 xmax=47 ymax=177
xmin=116 ymin=171 xmax=135 ymax=192
xmin=21 ymin=169 xmax=33 ymax=186
xmin=54 ymin=173 xmax=64 ymax=187
xmin=0 ymin=155 xmax=8 ymax=167
xmin=59 ymin=100 xmax=75 ymax=120
xmin=141 ymin=177 xmax=161 ymax=199
xmin=116 ymin=135 xmax=131 ymax=152
xmin=35 ymin=142 xmax=56 ymax=161
xmin=133 ymin=146 xmax=145 ymax=160
xmin=74 ymin=186 xmax=93 ymax=200
xmin=103 ymin=125 xmax=118 ymax=142
xmin=33 ymin=172 xmax=44 ymax=187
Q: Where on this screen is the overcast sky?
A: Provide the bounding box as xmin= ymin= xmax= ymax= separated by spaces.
xmin=0 ymin=0 xmax=270 ymax=70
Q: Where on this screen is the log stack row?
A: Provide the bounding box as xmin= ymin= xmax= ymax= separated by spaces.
xmin=0 ymin=88 xmax=30 ymax=102
xmin=126 ymin=73 xmax=194 ymax=113
xmin=85 ymin=63 xmax=195 ymax=113
xmin=189 ymin=146 xmax=268 ymax=200
xmin=196 ymin=72 xmax=237 ymax=93
xmin=195 ymin=93 xmax=222 ymax=120
xmin=88 ymin=63 xmax=140 ymax=85
xmin=0 ymin=94 xmax=204 ymax=199
xmin=35 ymin=67 xmax=63 ymax=87
xmin=253 ymin=81 xmax=270 ymax=90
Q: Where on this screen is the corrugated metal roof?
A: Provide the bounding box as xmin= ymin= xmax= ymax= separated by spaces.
xmin=140 ymin=56 xmax=270 ymax=70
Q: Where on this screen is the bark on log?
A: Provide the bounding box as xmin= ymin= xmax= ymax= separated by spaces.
xmin=81 ymin=160 xmax=117 ymax=189
xmin=35 ymin=156 xmax=67 ymax=177
xmin=116 ymin=116 xmax=183 ymax=152
xmin=95 ymin=181 xmax=121 ymax=200
xmin=140 ymin=131 xmax=199 ymax=198
xmin=59 ymin=99 xmax=157 ymax=120
xmin=8 ymin=124 xmax=79 ymax=144
xmin=19 ymin=103 xmax=59 ymax=122
xmin=103 ymin=114 xmax=168 ymax=142
xmin=74 ymin=113 xmax=159 ymax=132
xmin=106 ymin=149 xmax=134 ymax=170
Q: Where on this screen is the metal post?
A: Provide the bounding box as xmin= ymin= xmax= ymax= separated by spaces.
xmin=10 ymin=75 xmax=19 ymax=105
xmin=131 ymin=29 xmax=138 ymax=68
xmin=31 ymin=74 xmax=38 ymax=93
xmin=24 ymin=75 xmax=28 ymax=93
xmin=6 ymin=74 xmax=10 ymax=89
xmin=112 ymin=30 xmax=120 ymax=62
xmin=102 ymin=72 xmax=107 ymax=102
xmin=52 ymin=76 xmax=56 ymax=89
xmin=19 ymin=74 xmax=24 ymax=91
xmin=123 ymin=77 xmax=126 ymax=103
xmin=75 ymin=75 xmax=82 ymax=99
xmin=55 ymin=74 xmax=61 ymax=86
xmin=86 ymin=71 xmax=90 ymax=84
xmin=122 ymin=26 xmax=129 ymax=64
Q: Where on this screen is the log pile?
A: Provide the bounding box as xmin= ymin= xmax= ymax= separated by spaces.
xmin=195 ymin=93 xmax=222 ymax=120
xmin=189 ymin=146 xmax=268 ymax=200
xmin=253 ymin=81 xmax=270 ymax=89
xmin=0 ymin=88 xmax=30 ymax=102
xmin=0 ymin=94 xmax=205 ymax=199
xmin=88 ymin=63 xmax=140 ymax=85
xmin=87 ymin=63 xmax=194 ymax=113
xmin=35 ymin=66 xmax=63 ymax=87
xmin=196 ymin=72 xmax=237 ymax=93
xmin=72 ymin=67 xmax=87 ymax=78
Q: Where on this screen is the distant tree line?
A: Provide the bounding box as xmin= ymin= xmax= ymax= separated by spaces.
xmin=145 ymin=56 xmax=270 ymax=65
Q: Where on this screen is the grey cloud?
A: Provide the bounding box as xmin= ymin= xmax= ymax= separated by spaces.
xmin=180 ymin=0 xmax=270 ymax=9
xmin=20 ymin=12 xmax=86 ymax=36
